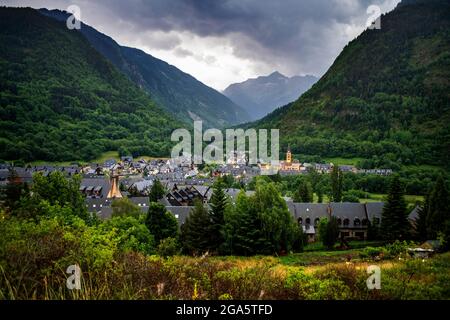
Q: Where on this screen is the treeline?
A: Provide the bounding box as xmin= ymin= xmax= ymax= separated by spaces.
xmin=244 ymin=166 xmax=449 ymax=201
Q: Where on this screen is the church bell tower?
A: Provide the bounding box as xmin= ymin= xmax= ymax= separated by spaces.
xmin=286 ymin=146 xmax=292 ymax=165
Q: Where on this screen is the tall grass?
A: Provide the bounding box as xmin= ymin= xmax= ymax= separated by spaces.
xmin=1 ymin=251 xmax=449 ymax=300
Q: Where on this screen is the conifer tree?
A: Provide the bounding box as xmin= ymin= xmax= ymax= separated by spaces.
xmin=294 ymin=180 xmax=313 ymax=202
xmin=319 ymin=216 xmax=340 ymax=249
xmin=209 ymin=180 xmax=228 ymax=252
xmin=331 ymin=166 xmax=343 ymax=202
xmin=426 ymin=176 xmax=450 ymax=238
xmin=317 ymin=187 xmax=324 ymax=203
xmin=145 ymin=202 xmax=178 ymax=244
xmin=225 ymin=191 xmax=261 ymax=255
xmin=381 ymin=175 xmax=410 ymax=240
xmin=149 ymin=179 xmax=166 ymax=202
xmin=180 ymin=200 xmax=212 ymax=255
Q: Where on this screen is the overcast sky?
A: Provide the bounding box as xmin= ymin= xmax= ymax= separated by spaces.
xmin=2 ymin=0 xmax=400 ymax=90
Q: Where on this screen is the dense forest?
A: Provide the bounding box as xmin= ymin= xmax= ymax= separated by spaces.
xmin=250 ymin=0 xmax=450 ymax=168
xmin=0 ymin=7 xmax=183 ymax=162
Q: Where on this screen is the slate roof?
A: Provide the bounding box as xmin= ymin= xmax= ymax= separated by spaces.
xmin=286 ymin=202 xmax=384 ymax=229
xmin=303 ymin=225 xmax=316 ymax=235
xmin=85 ymin=198 xmax=111 ymax=213
xmin=286 ymin=202 xmax=329 ymax=225
xmin=98 ymin=207 xmax=113 ymax=220
xmin=165 ymin=206 xmax=194 ymax=225
xmin=330 ymin=203 xmax=366 ymax=220
xmin=225 ymin=188 xmax=255 ymax=202
xmin=365 ymin=202 xmax=384 ymax=222
xmin=191 ymin=185 xmax=211 ymax=198
xmin=131 ymin=179 xmax=153 ymax=192
xmin=408 ymin=205 xmax=420 ymax=221
xmin=129 ymin=197 xmax=150 ymax=212
xmin=80 ymin=178 xmax=110 ymax=198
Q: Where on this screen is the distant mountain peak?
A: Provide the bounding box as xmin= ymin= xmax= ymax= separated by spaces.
xmin=267 ymin=71 xmax=286 ymax=79
xmin=224 ymin=73 xmax=318 ymax=121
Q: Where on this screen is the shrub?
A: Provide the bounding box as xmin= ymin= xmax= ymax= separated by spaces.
xmin=157 ymin=237 xmax=180 ymax=257
xmin=360 ymin=246 xmax=388 ymax=259
xmin=385 ymin=240 xmax=415 ymax=257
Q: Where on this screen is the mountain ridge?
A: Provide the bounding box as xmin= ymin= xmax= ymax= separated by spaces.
xmin=39 ymin=8 xmax=251 ymax=128
xmin=248 ymin=0 xmax=450 ymax=168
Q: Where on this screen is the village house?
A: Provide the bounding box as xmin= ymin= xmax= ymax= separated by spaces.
xmin=286 ymin=202 xmax=374 ymax=242
xmin=163 ymin=185 xmax=206 ymax=206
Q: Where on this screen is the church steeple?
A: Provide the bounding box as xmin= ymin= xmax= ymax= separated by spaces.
xmin=286 ymin=145 xmax=292 ymax=164
xmin=107 ymin=167 xmax=123 ymax=199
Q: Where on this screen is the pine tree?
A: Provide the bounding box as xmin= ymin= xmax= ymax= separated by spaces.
xmin=209 ymin=180 xmax=228 ymax=252
xmin=381 ymin=175 xmax=410 ymax=240
xmin=367 ymin=218 xmax=381 ymax=240
xmin=317 ymin=187 xmax=324 ymax=203
xmin=331 ymin=166 xmax=343 ymax=202
xmin=294 ymin=180 xmax=313 ymax=202
xmin=224 ymin=191 xmax=264 ymax=256
xmin=319 ymin=216 xmax=340 ymax=249
xmin=149 ymin=179 xmax=165 ymax=202
xmin=426 ymin=175 xmax=450 ymax=239
xmin=145 ymin=202 xmax=178 ymax=244
xmin=180 ymin=200 xmax=212 ymax=255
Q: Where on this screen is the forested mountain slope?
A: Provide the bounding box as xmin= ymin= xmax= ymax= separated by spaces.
xmin=251 ymin=0 xmax=450 ymax=168
xmin=0 ymin=7 xmax=183 ymax=161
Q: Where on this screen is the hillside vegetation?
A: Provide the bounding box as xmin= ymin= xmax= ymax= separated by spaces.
xmin=0 ymin=7 xmax=182 ymax=162
xmin=252 ymin=0 xmax=450 ymax=169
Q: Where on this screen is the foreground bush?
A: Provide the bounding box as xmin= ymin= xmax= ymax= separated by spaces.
xmin=0 ymin=217 xmax=448 ymax=300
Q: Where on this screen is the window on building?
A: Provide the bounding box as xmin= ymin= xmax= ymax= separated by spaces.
xmin=362 ymin=219 xmax=368 ymax=226
xmin=337 ymin=218 xmax=342 ymax=225
xmin=314 ymin=218 xmax=320 ymax=226
xmin=343 ymin=218 xmax=349 ymax=226
xmin=305 ymin=218 xmax=311 ymax=225
xmin=298 ymin=217 xmax=303 ymax=225
xmin=354 ymin=218 xmax=361 ymax=226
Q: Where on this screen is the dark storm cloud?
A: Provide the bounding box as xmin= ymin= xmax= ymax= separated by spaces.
xmin=83 ymin=0 xmax=398 ymax=75
xmin=1 ymin=0 xmax=399 ymax=81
